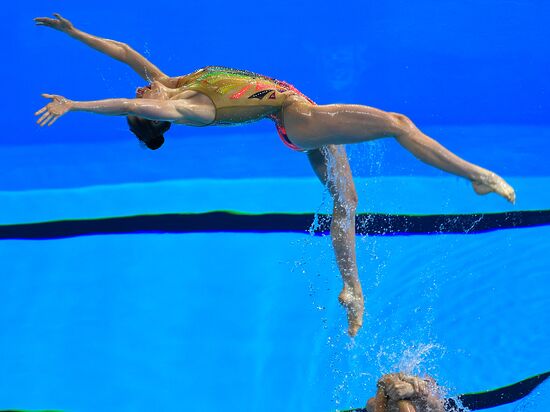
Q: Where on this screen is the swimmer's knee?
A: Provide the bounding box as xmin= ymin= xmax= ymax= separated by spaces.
xmin=347 ymin=190 xmax=359 ymax=209
xmin=388 ymin=112 xmax=415 ymax=135
xmin=389 ymin=112 xmax=413 ymax=126
xmin=334 ymin=190 xmax=358 ymax=214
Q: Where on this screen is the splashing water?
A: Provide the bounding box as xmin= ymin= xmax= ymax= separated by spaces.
xmin=394 ymin=342 xmax=444 ymax=375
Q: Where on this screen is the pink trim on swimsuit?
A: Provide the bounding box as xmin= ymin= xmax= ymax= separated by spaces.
xmin=269 ymin=113 xmax=306 ymax=152
xmin=270 ymin=82 xmax=316 ymax=153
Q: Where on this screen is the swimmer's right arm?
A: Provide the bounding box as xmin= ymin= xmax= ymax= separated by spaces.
xmin=34 ymin=14 xmax=167 ymax=82
xmin=35 ymin=94 xmax=189 ymax=126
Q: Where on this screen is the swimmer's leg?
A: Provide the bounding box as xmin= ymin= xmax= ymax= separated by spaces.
xmin=285 ymin=103 xmax=515 ymax=203
xmin=307 ymin=145 xmax=363 ymax=337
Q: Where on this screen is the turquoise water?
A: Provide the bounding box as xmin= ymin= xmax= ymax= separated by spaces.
xmin=6 ymin=1 xmax=550 ymax=410
xmin=1 ymin=129 xmax=549 ymax=411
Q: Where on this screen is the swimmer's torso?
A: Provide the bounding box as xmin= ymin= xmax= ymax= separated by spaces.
xmin=171 ymin=66 xmax=313 ymax=125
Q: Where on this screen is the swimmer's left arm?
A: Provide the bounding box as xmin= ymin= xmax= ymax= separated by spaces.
xmin=34 ymin=14 xmax=167 ymax=82
xmin=35 ymin=94 xmax=187 ymax=126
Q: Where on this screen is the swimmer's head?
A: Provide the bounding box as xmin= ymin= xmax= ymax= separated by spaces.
xmin=127 ymin=115 xmax=171 ymax=150
xmin=129 ymin=81 xmax=172 ymax=149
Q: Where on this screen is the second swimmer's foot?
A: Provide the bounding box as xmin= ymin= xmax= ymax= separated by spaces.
xmin=472 ymin=172 xmax=516 ymax=204
xmin=338 ymin=285 xmax=364 ymax=337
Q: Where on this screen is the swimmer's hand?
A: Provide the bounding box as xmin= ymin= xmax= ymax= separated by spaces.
xmin=386 ymin=380 xmax=415 ymax=400
xmin=379 ymin=375 xmax=416 ymax=400
xmin=397 ymin=373 xmax=430 ymax=397
xmin=34 ymin=13 xmax=75 ymax=33
xmin=35 ymin=94 xmax=73 ymax=127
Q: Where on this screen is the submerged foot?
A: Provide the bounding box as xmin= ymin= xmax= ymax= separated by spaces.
xmin=472 ymin=172 xmax=516 ymax=204
xmin=338 ymin=285 xmax=364 ymax=337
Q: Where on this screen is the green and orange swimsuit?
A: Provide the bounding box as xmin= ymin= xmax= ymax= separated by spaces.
xmin=174 ymin=66 xmax=315 ymax=151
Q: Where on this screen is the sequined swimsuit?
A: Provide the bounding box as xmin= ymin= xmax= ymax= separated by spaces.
xmin=173 ymin=66 xmax=315 ymax=151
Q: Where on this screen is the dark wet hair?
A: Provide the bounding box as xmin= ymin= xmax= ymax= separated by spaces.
xmin=127 ymin=115 xmax=171 ymax=150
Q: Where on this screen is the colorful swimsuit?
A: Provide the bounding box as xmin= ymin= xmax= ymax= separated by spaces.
xmin=174 ymin=66 xmax=315 ymax=151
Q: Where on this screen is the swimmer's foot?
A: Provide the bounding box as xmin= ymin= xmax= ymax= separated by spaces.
xmin=338 ymin=284 xmax=364 ymax=337
xmin=472 ymin=172 xmax=516 ymax=204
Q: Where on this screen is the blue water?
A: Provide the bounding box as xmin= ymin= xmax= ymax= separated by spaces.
xmin=4 ymin=1 xmax=550 ymax=411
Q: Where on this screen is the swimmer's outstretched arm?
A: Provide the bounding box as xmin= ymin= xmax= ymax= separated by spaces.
xmin=34 ymin=94 xmax=191 ymax=126
xmin=34 ymin=14 xmax=167 ymax=82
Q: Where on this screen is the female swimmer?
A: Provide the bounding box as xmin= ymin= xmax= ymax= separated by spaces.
xmin=34 ymin=14 xmax=515 ymax=336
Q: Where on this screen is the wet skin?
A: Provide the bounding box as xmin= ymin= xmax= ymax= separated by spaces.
xmin=34 ymin=14 xmax=515 ymax=337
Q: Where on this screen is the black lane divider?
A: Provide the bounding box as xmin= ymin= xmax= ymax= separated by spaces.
xmin=0 ymin=210 xmax=549 ymax=240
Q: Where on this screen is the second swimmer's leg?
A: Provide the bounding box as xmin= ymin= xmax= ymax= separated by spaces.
xmin=307 ymin=145 xmax=364 ymax=337
xmin=285 ymin=103 xmax=515 ymax=203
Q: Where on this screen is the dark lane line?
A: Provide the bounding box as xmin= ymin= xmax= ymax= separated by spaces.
xmin=1 ymin=210 xmax=549 ymax=240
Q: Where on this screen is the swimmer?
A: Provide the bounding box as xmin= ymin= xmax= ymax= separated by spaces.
xmin=346 ymin=371 xmax=550 ymax=412
xmin=0 ymin=372 xmax=547 ymax=411
xmin=34 ymin=14 xmax=516 ymax=336
xmin=365 ymin=373 xmax=444 ymax=412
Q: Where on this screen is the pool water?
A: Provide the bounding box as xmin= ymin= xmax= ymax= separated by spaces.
xmin=1 ymin=128 xmax=548 ymax=411
xmin=6 ymin=1 xmax=550 ymax=411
